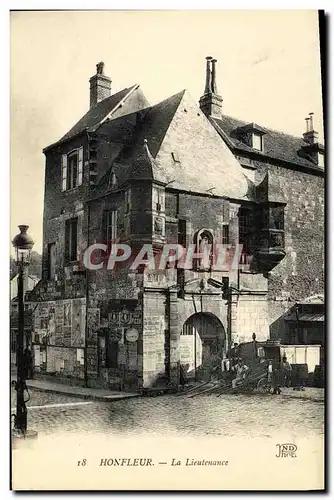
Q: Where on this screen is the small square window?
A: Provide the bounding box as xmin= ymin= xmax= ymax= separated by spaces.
xmin=252 ymin=133 xmax=263 ymax=151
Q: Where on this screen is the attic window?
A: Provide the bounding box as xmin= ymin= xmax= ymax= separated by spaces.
xmin=318 ymin=151 xmax=324 ymax=169
xmin=252 ymin=133 xmax=263 ymax=151
xmin=171 ymin=152 xmax=180 ymax=163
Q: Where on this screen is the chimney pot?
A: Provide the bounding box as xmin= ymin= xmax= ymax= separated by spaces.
xmin=199 ymin=56 xmax=222 ymax=118
xmin=96 ymin=61 xmax=105 ymax=75
xmin=303 ymin=113 xmax=318 ymax=145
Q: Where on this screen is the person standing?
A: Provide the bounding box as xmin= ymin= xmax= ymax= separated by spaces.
xmin=271 ymin=359 xmax=282 ymax=395
xmin=281 ymin=356 xmax=292 ymax=387
xmin=267 ymin=360 xmax=273 ymax=385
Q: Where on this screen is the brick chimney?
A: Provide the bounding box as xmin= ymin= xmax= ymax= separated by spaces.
xmin=300 ymin=112 xmax=324 ymax=167
xmin=303 ymin=112 xmax=319 ymax=145
xmin=199 ymin=56 xmax=223 ymax=118
xmin=89 ymin=62 xmax=112 ymax=108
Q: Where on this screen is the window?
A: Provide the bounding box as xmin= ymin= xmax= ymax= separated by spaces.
xmin=104 ymin=210 xmax=118 ymax=246
xmin=61 ymin=147 xmax=83 ymax=191
xmin=239 ymin=207 xmax=251 ymax=264
xmin=47 ymin=242 xmax=56 ymax=280
xmin=152 ymin=187 xmax=164 ymax=213
xmin=239 ymin=207 xmax=250 ymax=253
xmin=165 ymin=192 xmax=178 ymax=218
xmin=318 ymin=152 xmax=324 ymax=169
xmin=125 ymin=189 xmax=131 ymax=213
xmin=252 ymin=133 xmax=263 ymax=151
xmin=65 ymin=218 xmax=78 ymax=262
xmin=222 ymin=223 xmax=229 ymax=245
xmin=269 ymin=205 xmax=284 ymax=231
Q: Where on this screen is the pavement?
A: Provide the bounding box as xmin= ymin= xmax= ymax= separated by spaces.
xmin=10 ymin=372 xmax=140 ymax=402
xmin=11 ymin=370 xmax=324 ymax=404
xmin=10 ymin=385 xmax=324 ymax=439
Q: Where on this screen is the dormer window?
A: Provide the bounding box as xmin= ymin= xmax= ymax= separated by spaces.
xmin=235 ymin=123 xmax=266 ymax=152
xmin=252 ymin=133 xmax=263 ymax=151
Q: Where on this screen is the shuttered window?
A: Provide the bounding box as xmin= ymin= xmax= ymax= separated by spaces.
xmin=61 ymin=154 xmax=67 ymax=192
xmin=61 ymin=146 xmax=83 ymax=191
xmin=77 ymin=147 xmax=83 ymax=186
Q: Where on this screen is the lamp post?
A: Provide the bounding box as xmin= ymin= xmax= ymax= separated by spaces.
xmin=12 ymin=225 xmax=34 ymax=436
xmin=207 ymin=278 xmax=239 ymax=356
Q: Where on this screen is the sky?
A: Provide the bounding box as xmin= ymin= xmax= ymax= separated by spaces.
xmin=10 ymin=10 xmax=324 ymax=254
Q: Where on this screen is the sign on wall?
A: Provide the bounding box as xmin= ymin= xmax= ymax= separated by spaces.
xmin=125 ymin=328 xmax=139 ymax=343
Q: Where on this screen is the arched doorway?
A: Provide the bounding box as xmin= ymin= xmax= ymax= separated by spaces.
xmin=180 ymin=313 xmax=226 ymax=381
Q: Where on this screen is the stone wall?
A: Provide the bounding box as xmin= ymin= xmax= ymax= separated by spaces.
xmin=252 ymin=159 xmax=324 ymax=303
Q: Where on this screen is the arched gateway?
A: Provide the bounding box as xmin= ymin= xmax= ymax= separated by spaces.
xmin=180 ymin=313 xmax=226 ymax=381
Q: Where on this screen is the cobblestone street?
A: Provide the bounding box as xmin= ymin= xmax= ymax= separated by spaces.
xmin=11 ymin=387 xmax=324 ymax=439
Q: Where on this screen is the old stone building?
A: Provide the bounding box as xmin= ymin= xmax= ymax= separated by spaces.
xmin=29 ymin=58 xmax=324 ymax=389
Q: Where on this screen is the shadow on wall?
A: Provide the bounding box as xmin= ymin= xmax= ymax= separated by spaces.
xmin=269 ymin=305 xmax=296 ymax=343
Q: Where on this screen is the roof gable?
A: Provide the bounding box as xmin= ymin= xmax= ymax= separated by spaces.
xmin=153 ymin=90 xmax=250 ymax=199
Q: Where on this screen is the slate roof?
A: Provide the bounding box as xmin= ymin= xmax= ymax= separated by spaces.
xmin=90 ymin=90 xmax=251 ymax=201
xmin=45 ymin=85 xmax=138 ymax=150
xmin=89 ymin=91 xmax=185 ymax=197
xmin=212 ymin=115 xmax=324 ymax=173
xmin=129 ymin=90 xmax=186 ymax=159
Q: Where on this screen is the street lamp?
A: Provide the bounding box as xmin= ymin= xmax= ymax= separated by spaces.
xmin=12 ymin=225 xmax=34 ymax=437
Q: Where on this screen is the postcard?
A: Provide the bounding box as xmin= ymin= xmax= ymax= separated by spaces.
xmin=10 ymin=9 xmax=325 ymax=491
